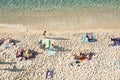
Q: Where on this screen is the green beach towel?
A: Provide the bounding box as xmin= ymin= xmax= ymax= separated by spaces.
xmin=39 ymin=39 xmax=50 ymax=49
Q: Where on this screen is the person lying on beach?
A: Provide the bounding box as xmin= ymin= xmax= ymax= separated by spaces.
xmin=42 ymin=44 xmax=46 ymax=50
xmin=48 ymin=44 xmax=58 ymax=56
xmin=24 ymin=49 xmax=35 ymax=60
xmin=0 ymin=38 xmax=5 ymax=46
xmin=109 ymin=38 xmax=120 ymax=46
xmin=83 ymin=33 xmax=95 ymax=42
xmin=16 ymin=48 xmax=24 ymax=61
xmin=4 ymin=38 xmax=15 ymax=48
xmin=51 ymin=44 xmax=58 ymax=50
xmin=72 ymin=52 xmax=90 ymax=61
xmin=42 ymin=31 xmax=46 ymax=39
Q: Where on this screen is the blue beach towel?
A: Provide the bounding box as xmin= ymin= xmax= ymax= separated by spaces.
xmin=48 ymin=48 xmax=57 ymax=56
xmin=83 ymin=35 xmax=89 ymax=43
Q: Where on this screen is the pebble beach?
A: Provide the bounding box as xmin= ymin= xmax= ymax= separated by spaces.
xmin=0 ymin=28 xmax=120 ymax=80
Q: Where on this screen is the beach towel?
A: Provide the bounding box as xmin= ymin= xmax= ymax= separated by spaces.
xmin=83 ymin=35 xmax=96 ymax=43
xmin=48 ymin=48 xmax=57 ymax=56
xmin=4 ymin=43 xmax=13 ymax=49
xmin=46 ymin=69 xmax=54 ymax=79
xmin=42 ymin=39 xmax=50 ymax=49
xmin=39 ymin=39 xmax=51 ymax=49
xmin=114 ymin=61 xmax=120 ymax=70
xmin=83 ymin=35 xmax=89 ymax=43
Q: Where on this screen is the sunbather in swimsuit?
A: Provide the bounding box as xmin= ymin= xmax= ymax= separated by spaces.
xmin=16 ymin=48 xmax=24 ymax=61
xmin=86 ymin=33 xmax=94 ymax=42
xmin=24 ymin=49 xmax=35 ymax=60
xmin=4 ymin=38 xmax=15 ymax=48
xmin=72 ymin=52 xmax=90 ymax=61
xmin=109 ymin=38 xmax=120 ymax=46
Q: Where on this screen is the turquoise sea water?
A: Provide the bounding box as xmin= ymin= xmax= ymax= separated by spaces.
xmin=0 ymin=0 xmax=120 ymax=11
xmin=0 ymin=0 xmax=120 ymax=30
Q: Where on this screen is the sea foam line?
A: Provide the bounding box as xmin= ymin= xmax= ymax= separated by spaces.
xmin=0 ymin=23 xmax=27 ymax=30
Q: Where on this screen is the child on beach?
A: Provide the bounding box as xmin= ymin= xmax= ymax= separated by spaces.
xmin=4 ymin=38 xmax=15 ymax=48
xmin=42 ymin=31 xmax=46 ymax=39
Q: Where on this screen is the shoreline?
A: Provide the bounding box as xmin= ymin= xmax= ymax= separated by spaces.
xmin=0 ymin=9 xmax=120 ymax=31
xmin=0 ymin=27 xmax=120 ymax=33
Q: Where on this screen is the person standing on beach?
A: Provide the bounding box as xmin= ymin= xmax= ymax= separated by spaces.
xmin=42 ymin=31 xmax=46 ymax=39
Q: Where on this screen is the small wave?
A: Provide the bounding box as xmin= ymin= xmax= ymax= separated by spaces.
xmin=0 ymin=23 xmax=27 ymax=29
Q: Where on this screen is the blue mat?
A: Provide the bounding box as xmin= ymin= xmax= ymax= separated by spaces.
xmin=48 ymin=48 xmax=57 ymax=56
xmin=83 ymin=35 xmax=95 ymax=43
xmin=83 ymin=35 xmax=89 ymax=43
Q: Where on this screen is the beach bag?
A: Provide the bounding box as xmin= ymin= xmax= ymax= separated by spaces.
xmin=46 ymin=69 xmax=54 ymax=79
